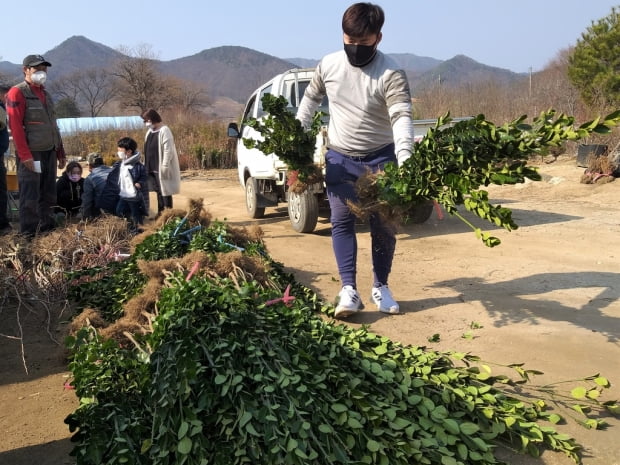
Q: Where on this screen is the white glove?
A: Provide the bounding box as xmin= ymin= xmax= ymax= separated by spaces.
xmin=397 ymin=149 xmax=412 ymax=166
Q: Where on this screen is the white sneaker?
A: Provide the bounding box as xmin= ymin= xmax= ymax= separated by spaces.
xmin=335 ymin=285 xmax=364 ymax=318
xmin=371 ymin=285 xmax=400 ymax=314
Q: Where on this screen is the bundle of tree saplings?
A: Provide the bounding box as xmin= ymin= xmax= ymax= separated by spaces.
xmin=64 ymin=214 xmax=616 ymax=465
xmin=353 ymin=110 xmax=620 ymax=246
xmin=243 ymin=93 xmax=326 ymax=192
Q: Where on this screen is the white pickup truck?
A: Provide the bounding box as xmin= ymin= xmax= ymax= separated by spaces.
xmin=227 ymin=68 xmax=469 ymax=233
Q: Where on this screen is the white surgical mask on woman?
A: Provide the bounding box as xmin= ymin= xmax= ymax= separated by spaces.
xmin=31 ymin=70 xmax=47 ymax=85
xmin=69 ymin=174 xmax=81 ymax=182
xmin=117 ymin=151 xmax=126 ymax=159
xmin=145 ymin=121 xmax=153 ymax=128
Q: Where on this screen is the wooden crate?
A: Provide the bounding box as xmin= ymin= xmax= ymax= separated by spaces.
xmin=6 ymin=172 xmax=18 ymax=191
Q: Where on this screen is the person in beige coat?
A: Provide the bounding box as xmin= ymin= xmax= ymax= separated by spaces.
xmin=141 ymin=109 xmax=181 ymax=216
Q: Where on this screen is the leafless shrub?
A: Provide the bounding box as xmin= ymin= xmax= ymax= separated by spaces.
xmin=0 ymin=216 xmax=135 ymax=372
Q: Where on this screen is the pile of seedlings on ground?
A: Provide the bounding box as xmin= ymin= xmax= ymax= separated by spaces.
xmin=63 ymin=200 xmax=617 ymax=465
xmin=0 ymin=215 xmax=136 ymax=373
xmin=580 ymin=146 xmax=619 ymax=184
xmin=244 ymin=96 xmax=620 ymax=246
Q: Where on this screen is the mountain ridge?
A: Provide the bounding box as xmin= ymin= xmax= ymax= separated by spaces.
xmin=0 ymin=35 xmax=526 ymax=116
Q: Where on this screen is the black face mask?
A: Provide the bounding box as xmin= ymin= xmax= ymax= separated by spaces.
xmin=344 ymin=42 xmax=378 ymax=67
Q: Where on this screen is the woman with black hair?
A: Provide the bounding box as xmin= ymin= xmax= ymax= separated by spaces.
xmin=55 ymin=160 xmax=84 ymax=220
xmin=141 ymin=108 xmax=181 ymax=217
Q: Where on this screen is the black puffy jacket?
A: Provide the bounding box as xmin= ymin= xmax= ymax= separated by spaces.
xmin=55 ymin=172 xmax=84 ymax=216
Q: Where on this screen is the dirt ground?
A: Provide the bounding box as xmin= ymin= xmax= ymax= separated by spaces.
xmin=1 ymin=154 xmax=619 ymax=465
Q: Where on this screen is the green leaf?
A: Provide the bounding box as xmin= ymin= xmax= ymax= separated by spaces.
xmin=245 ymin=422 xmax=261 ymax=437
xmin=374 ymin=343 xmax=388 ymax=355
xmin=460 ymin=422 xmax=480 ymax=435
xmin=140 ymin=439 xmax=151 ymax=454
xmin=287 ymin=438 xmax=298 ymax=452
xmin=584 ymin=419 xmax=599 ymax=429
xmin=457 ymin=443 xmax=468 ymax=460
xmin=571 ymin=386 xmax=587 ymax=399
xmin=318 ymin=424 xmax=333 ymax=434
xmin=331 ymin=403 xmax=348 ymax=413
xmin=177 ymin=436 xmax=192 ymax=455
xmin=594 ymin=376 xmax=609 ymax=387
xmin=239 ymin=411 xmax=252 ymax=427
xmin=367 ymin=439 xmax=381 ymax=452
xmin=348 ymin=417 xmax=363 ymax=429
xmin=178 ymin=421 xmax=189 ymax=439
xmin=443 ymin=418 xmax=460 ymax=435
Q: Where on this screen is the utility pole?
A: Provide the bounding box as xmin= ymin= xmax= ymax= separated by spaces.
xmin=529 ymin=66 xmax=532 ymax=98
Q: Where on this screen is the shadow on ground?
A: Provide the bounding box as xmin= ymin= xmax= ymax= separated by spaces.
xmin=0 ymin=438 xmax=74 ymax=465
xmin=432 ymin=271 xmax=620 ymax=342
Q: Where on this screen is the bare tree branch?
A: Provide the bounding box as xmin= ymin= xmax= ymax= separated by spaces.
xmin=49 ymin=69 xmax=118 ymax=117
xmin=111 ymin=44 xmax=180 ymax=113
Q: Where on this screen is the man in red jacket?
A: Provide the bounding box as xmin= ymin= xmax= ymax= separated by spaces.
xmin=6 ymin=54 xmax=66 ymax=237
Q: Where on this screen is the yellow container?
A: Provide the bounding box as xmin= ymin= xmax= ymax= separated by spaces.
xmin=6 ymin=172 xmax=18 ymax=191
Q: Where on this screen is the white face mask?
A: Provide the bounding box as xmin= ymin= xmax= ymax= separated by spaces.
xmin=117 ymin=151 xmax=126 ymax=159
xmin=31 ymin=70 xmax=47 ymax=85
xmin=145 ymin=122 xmax=153 ymax=128
xmin=69 ymin=174 xmax=81 ymax=182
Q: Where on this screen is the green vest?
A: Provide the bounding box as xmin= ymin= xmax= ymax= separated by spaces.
xmin=15 ymin=81 xmax=62 ymax=151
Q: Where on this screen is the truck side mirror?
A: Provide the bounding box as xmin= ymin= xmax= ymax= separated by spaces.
xmin=227 ymin=122 xmax=240 ymax=138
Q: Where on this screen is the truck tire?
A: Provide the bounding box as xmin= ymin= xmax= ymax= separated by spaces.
xmin=406 ymin=201 xmax=434 ymax=224
xmin=288 ymin=190 xmax=319 ymax=233
xmin=245 ymin=177 xmax=265 ymax=218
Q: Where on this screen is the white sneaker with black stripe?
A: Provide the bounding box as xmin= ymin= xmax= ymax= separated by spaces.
xmin=335 ymin=285 xmax=364 ymax=318
xmin=371 ymin=285 xmax=400 ymax=314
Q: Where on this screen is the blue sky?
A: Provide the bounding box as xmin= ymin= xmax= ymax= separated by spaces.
xmin=2 ymin=1 xmax=618 ymax=73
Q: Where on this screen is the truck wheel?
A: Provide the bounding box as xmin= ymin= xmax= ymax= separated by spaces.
xmin=406 ymin=201 xmax=434 ymax=224
xmin=245 ymin=177 xmax=265 ymax=218
xmin=288 ymin=191 xmax=319 ymax=233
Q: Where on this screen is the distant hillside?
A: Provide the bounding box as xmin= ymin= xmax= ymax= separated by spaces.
xmin=0 ymin=36 xmax=124 ymax=82
xmin=286 ymin=52 xmax=442 ymax=77
xmin=45 ymin=36 xmax=126 ymax=75
xmin=388 ymin=53 xmax=442 ymax=74
xmin=0 ymin=61 xmax=20 ymax=78
xmin=159 ymin=46 xmax=297 ymax=103
xmin=285 ymin=58 xmax=319 ymax=69
xmin=413 ymin=54 xmax=525 ymax=92
xmin=0 ymin=36 xmax=526 ymax=118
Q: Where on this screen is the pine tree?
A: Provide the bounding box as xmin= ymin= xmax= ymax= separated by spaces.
xmin=568 ymin=6 xmax=620 ymax=108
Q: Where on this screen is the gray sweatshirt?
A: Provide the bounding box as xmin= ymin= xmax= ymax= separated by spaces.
xmin=297 ymin=49 xmax=414 ymax=163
